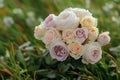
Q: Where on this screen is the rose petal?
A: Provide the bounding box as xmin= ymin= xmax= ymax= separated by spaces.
xmin=66 ymin=8 xmax=92 ymax=20
xmin=55 ymin=10 xmax=79 ymax=30
xmin=43 ymin=14 xmax=56 ymax=29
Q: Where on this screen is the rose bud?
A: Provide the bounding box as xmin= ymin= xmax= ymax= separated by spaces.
xmin=68 ymin=41 xmax=83 ymax=59
xmin=42 ymin=28 xmax=60 ymax=45
xmin=62 ymin=29 xmax=75 ymax=43
xmin=43 ymin=14 xmax=56 ymax=29
xmin=48 ymin=39 xmax=69 ymax=61
xmin=82 ymin=42 xmax=102 ymax=64
xmin=55 ymin=10 xmax=79 ymax=30
xmin=34 ymin=23 xmax=46 ymax=40
xmin=97 ymin=32 xmax=111 ymax=46
xmin=80 ymin=16 xmax=97 ymax=28
xmin=88 ymin=27 xmax=99 ymax=42
xmin=74 ymin=27 xmax=88 ymax=43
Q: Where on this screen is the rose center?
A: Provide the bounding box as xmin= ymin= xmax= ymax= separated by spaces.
xmin=65 ymin=31 xmax=73 ymax=38
xmin=84 ymin=18 xmax=92 ymax=26
xmin=53 ymin=45 xmax=67 ymax=57
xmin=102 ymin=35 xmax=107 ymax=40
xmin=70 ymin=43 xmax=80 ymax=54
xmin=92 ymin=50 xmax=99 ymax=59
xmin=76 ymin=29 xmax=86 ymax=38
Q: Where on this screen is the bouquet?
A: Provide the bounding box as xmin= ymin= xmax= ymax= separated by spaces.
xmin=34 ymin=8 xmax=110 ymax=64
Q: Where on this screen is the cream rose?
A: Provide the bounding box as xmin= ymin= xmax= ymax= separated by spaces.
xmin=62 ymin=29 xmax=75 ymax=43
xmin=49 ymin=39 xmax=69 ymax=61
xmin=97 ymin=32 xmax=111 ymax=46
xmin=55 ymin=10 xmax=79 ymax=30
xmin=88 ymin=27 xmax=99 ymax=42
xmin=66 ymin=8 xmax=92 ymax=20
xmin=42 ymin=28 xmax=60 ymax=45
xmin=43 ymin=14 xmax=56 ymax=29
xmin=80 ymin=16 xmax=97 ymax=28
xmin=74 ymin=27 xmax=88 ymax=43
xmin=68 ymin=41 xmax=83 ymax=59
xmin=82 ymin=42 xmax=102 ymax=64
xmin=34 ymin=23 xmax=46 ymax=40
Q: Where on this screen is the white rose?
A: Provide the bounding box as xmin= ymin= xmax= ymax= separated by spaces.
xmin=97 ymin=32 xmax=111 ymax=46
xmin=55 ymin=10 xmax=79 ymax=30
xmin=80 ymin=16 xmax=97 ymax=28
xmin=88 ymin=27 xmax=99 ymax=42
xmin=43 ymin=14 xmax=56 ymax=29
xmin=34 ymin=23 xmax=46 ymax=40
xmin=74 ymin=27 xmax=88 ymax=43
xmin=62 ymin=29 xmax=75 ymax=43
xmin=42 ymin=28 xmax=60 ymax=45
xmin=48 ymin=39 xmax=69 ymax=61
xmin=68 ymin=41 xmax=83 ymax=60
xmin=67 ymin=8 xmax=92 ymax=20
xmin=82 ymin=42 xmax=102 ymax=64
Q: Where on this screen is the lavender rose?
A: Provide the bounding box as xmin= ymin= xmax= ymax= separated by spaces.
xmin=74 ymin=27 xmax=88 ymax=43
xmin=48 ymin=39 xmax=69 ymax=61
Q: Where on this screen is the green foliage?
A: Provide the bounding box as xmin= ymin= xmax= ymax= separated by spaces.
xmin=0 ymin=0 xmax=120 ymax=80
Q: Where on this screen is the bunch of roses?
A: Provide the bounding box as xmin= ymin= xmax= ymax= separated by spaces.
xmin=34 ymin=8 xmax=111 ymax=64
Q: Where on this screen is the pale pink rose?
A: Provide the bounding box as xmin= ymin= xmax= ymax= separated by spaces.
xmin=62 ymin=29 xmax=75 ymax=43
xmin=42 ymin=28 xmax=60 ymax=45
xmin=82 ymin=42 xmax=102 ymax=64
xmin=34 ymin=23 xmax=46 ymax=40
xmin=68 ymin=41 xmax=83 ymax=59
xmin=49 ymin=39 xmax=69 ymax=61
xmin=55 ymin=10 xmax=79 ymax=30
xmin=88 ymin=27 xmax=99 ymax=42
xmin=97 ymin=32 xmax=111 ymax=46
xmin=66 ymin=8 xmax=92 ymax=20
xmin=80 ymin=16 xmax=97 ymax=28
xmin=74 ymin=27 xmax=88 ymax=43
xmin=43 ymin=14 xmax=56 ymax=29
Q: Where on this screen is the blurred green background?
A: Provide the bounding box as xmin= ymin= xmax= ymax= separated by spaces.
xmin=0 ymin=0 xmax=120 ymax=80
